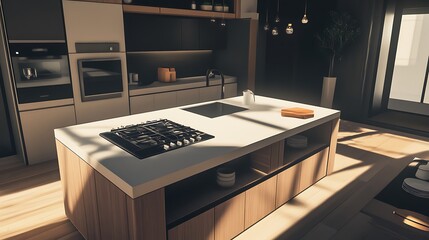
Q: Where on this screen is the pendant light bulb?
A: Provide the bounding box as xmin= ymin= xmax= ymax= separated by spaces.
xmin=272 ymin=27 xmax=279 ymax=36
xmin=275 ymin=0 xmax=280 ymax=23
xmin=264 ymin=5 xmax=269 ymax=31
xmin=301 ymin=15 xmax=308 ymax=24
xmin=220 ymin=19 xmax=226 ymax=27
xmin=264 ymin=23 xmax=270 ymax=31
xmin=286 ymin=23 xmax=293 ymax=35
xmin=302 ymin=0 xmax=309 ymax=24
xmin=210 ymin=18 xmax=216 ymax=23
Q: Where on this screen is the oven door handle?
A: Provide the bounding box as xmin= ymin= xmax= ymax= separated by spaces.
xmin=393 ymin=209 xmax=429 ymax=232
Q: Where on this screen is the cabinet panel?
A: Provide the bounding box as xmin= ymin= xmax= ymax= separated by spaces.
xmin=177 ymin=88 xmax=200 ymax=106
xmin=124 ymin=14 xmax=181 ymax=51
xmin=63 ymin=1 xmax=125 ymax=53
xmin=95 ymin=172 xmax=129 ymax=239
xmin=153 ymin=92 xmax=177 ymax=110
xmin=199 ymin=20 xmax=227 ymax=50
xmin=2 ymin=0 xmax=65 ymax=41
xmin=130 ymin=94 xmax=155 ymax=114
xmin=299 ymin=148 xmax=329 ymax=192
xmin=224 ymin=83 xmax=238 ymax=98
xmin=69 ymin=0 xmax=121 ymax=3
xmin=181 ymin=18 xmax=200 ymax=50
xmin=199 ymin=86 xmax=221 ymax=102
xmin=215 ymin=193 xmax=245 ymax=240
xmin=276 ymin=163 xmax=301 ymax=208
xmin=20 ymin=105 xmax=76 ymax=164
xmin=244 ymin=176 xmax=277 ymax=228
xmin=168 ymin=209 xmax=214 ymax=240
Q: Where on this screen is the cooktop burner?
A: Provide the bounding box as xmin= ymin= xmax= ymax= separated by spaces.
xmin=100 ymin=119 xmax=214 ymax=159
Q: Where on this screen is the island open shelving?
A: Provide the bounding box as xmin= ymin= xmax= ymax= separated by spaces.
xmin=55 ymin=96 xmax=340 ymax=240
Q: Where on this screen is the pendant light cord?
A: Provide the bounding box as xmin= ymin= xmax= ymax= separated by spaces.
xmin=304 ymin=0 xmax=307 ymax=15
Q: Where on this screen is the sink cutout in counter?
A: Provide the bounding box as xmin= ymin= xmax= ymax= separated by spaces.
xmin=182 ymin=102 xmax=247 ymax=118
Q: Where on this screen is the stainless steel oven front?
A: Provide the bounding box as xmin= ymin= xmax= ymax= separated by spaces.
xmin=10 ymin=43 xmax=72 ymax=103
xmin=77 ymin=58 xmax=123 ymax=102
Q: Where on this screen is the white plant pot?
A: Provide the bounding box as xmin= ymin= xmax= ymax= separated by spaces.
xmin=320 ymin=77 xmax=337 ymax=108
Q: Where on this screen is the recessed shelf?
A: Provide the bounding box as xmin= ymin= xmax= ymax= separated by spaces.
xmin=283 ymin=141 xmax=329 ymax=167
xmin=165 ymin=158 xmax=266 ymax=229
xmin=123 ymin=5 xmax=236 ymax=19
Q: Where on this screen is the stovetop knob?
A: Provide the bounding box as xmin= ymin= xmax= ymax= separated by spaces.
xmin=170 ymin=142 xmax=176 ymax=148
xmin=189 ymin=137 xmax=195 ymax=143
xmin=163 ymin=144 xmax=170 ymax=150
xmin=196 ymin=135 xmax=202 ymax=141
xmin=183 ymin=139 xmax=190 ymax=145
xmin=176 ymin=141 xmax=183 ymax=147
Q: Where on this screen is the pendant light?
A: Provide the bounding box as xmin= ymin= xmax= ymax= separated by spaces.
xmin=210 ymin=0 xmax=216 ymax=23
xmin=263 ymin=4 xmax=270 ymax=31
xmin=275 ymin=0 xmax=280 ymax=23
xmin=220 ymin=0 xmax=226 ymax=27
xmin=272 ymin=27 xmax=279 ymax=36
xmin=301 ymin=0 xmax=309 ymax=24
xmin=286 ymin=23 xmax=294 ymax=34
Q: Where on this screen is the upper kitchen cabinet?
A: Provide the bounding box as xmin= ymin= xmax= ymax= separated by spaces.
xmin=62 ymin=0 xmax=125 ymax=53
xmin=124 ymin=14 xmax=181 ymax=51
xmin=1 ymin=0 xmax=66 ymax=41
xmin=68 ymin=0 xmax=121 ymax=3
xmin=124 ymin=14 xmax=226 ymax=51
xmin=199 ymin=19 xmax=227 ymax=50
xmin=123 ymin=0 xmax=237 ymax=19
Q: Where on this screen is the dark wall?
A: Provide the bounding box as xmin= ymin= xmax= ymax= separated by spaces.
xmin=255 ymin=0 xmax=391 ymax=122
xmin=213 ymin=19 xmax=251 ymax=92
xmin=255 ymin=0 xmax=337 ymax=105
xmin=336 ymin=0 xmax=386 ymax=120
xmin=0 ymin=66 xmax=15 ymax=157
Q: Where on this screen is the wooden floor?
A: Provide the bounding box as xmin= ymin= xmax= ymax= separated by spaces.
xmin=1 ymin=120 xmax=429 ymax=240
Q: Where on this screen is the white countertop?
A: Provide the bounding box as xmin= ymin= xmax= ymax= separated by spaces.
xmin=54 ymin=96 xmax=340 ymax=198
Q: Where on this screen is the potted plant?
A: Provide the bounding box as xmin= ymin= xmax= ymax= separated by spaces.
xmin=316 ymin=11 xmax=360 ymax=108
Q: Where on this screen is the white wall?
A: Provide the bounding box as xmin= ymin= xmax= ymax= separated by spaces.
xmin=389 ymin=14 xmax=429 ymax=102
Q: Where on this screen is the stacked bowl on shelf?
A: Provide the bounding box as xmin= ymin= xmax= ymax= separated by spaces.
xmin=286 ymin=135 xmax=308 ymax=149
xmin=216 ymin=167 xmax=235 ymax=187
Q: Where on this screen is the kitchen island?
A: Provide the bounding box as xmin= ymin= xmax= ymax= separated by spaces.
xmin=55 ymin=95 xmax=340 ymax=240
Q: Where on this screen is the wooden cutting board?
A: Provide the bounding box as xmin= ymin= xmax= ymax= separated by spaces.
xmin=281 ymin=107 xmax=314 ymax=119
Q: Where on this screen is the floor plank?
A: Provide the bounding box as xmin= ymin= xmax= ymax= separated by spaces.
xmin=1 ymin=120 xmax=429 ymax=240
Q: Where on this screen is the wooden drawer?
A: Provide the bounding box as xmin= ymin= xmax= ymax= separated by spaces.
xmin=299 ymin=148 xmax=329 ymax=192
xmin=276 ymin=163 xmax=302 ymax=208
xmin=215 ymin=193 xmax=245 ymax=240
xmin=168 ymin=209 xmax=214 ymax=240
xmin=244 ymin=176 xmax=277 ymax=228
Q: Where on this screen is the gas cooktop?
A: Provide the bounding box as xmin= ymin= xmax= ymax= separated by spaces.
xmin=100 ymin=119 xmax=214 ymax=159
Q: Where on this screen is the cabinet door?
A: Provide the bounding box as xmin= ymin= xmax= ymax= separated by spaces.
xmin=124 ymin=14 xmax=181 ymax=51
xmin=276 ymin=163 xmax=301 ymax=208
xmin=299 ymin=148 xmax=329 ymax=192
xmin=181 ymin=18 xmax=200 ymax=50
xmin=244 ymin=176 xmax=277 ymax=228
xmin=2 ymin=0 xmax=66 ymax=41
xmin=20 ymin=105 xmax=76 ymax=164
xmin=224 ymin=83 xmax=238 ymax=98
xmin=168 ymin=209 xmax=214 ymax=240
xmin=70 ymin=0 xmax=121 ymax=3
xmin=177 ymin=88 xmax=200 ymax=106
xmin=63 ymin=1 xmax=125 ymax=53
xmin=199 ymin=20 xmax=227 ymax=50
xmin=199 ymin=86 xmax=221 ymax=102
xmin=153 ymin=92 xmax=177 ymax=110
xmin=130 ymin=94 xmax=155 ymax=114
xmin=215 ymin=193 xmax=245 ymax=240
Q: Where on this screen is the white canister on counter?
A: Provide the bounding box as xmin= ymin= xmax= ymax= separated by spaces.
xmin=243 ymin=89 xmax=255 ymax=105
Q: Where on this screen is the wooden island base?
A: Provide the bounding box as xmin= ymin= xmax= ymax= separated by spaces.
xmin=56 ymin=117 xmax=339 ymax=240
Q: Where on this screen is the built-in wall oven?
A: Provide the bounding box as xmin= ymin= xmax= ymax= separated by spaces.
xmin=10 ymin=43 xmax=72 ymax=103
xmin=78 ymin=58 xmax=123 ymax=102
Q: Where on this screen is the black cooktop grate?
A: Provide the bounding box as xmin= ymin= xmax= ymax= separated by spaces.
xmin=100 ymin=119 xmax=214 ymax=159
